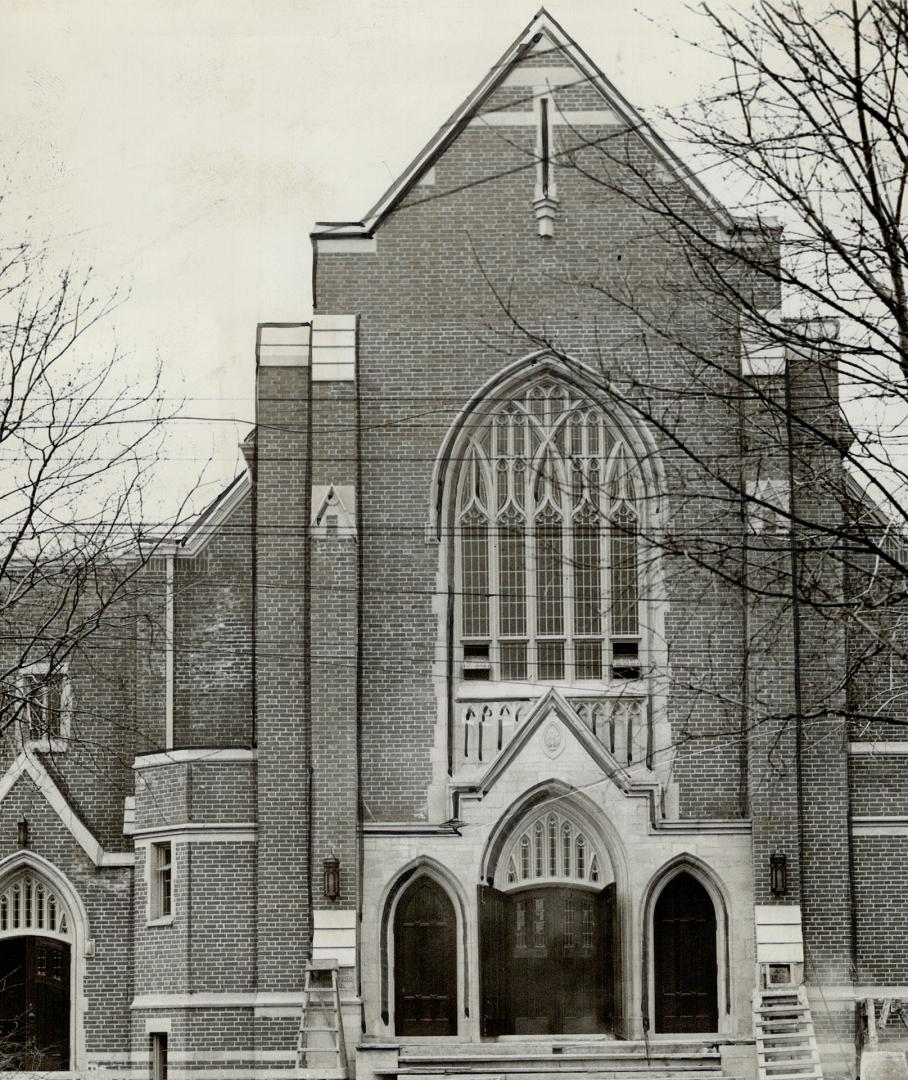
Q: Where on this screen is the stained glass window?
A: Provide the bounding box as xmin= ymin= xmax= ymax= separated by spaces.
xmin=455 ymin=378 xmax=641 ymax=681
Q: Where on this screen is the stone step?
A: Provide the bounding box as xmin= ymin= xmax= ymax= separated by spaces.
xmin=397 ymin=1072 xmax=724 ymax=1080
xmin=401 ymin=1042 xmax=727 ymax=1060
xmin=399 ymin=1055 xmax=721 ymax=1070
xmin=396 ymin=1063 xmax=723 ymax=1077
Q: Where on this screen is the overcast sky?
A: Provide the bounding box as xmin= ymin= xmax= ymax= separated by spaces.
xmin=2 ymin=0 xmax=733 ymax=517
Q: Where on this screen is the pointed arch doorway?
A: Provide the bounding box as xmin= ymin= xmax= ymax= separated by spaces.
xmin=480 ymin=806 xmax=617 ymax=1036
xmin=652 ymin=871 xmax=719 ymax=1033
xmin=0 ymin=870 xmax=73 ymax=1070
xmin=393 ymin=876 xmax=458 ymax=1036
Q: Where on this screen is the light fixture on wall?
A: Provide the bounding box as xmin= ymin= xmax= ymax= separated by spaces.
xmin=770 ymin=851 xmax=788 ymax=896
xmin=323 ymin=855 xmax=340 ymax=902
xmin=16 ymin=818 xmax=28 ymax=849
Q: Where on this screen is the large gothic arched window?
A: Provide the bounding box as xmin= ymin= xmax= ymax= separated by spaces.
xmin=456 ymin=377 xmax=641 ymax=683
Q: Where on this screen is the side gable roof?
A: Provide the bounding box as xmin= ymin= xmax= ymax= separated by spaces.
xmin=179 ymin=471 xmax=251 ymax=558
xmin=0 ymin=752 xmax=133 ymax=868
xmin=312 ymin=7 xmax=734 ymax=239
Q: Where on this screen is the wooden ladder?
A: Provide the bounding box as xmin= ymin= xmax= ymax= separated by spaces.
xmin=297 ymin=958 xmax=347 ymax=1079
xmin=754 ymin=985 xmax=823 ymax=1080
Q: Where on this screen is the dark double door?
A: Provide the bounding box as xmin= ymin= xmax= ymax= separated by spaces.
xmin=0 ymin=936 xmax=71 ymax=1070
xmin=480 ymin=883 xmax=616 ymax=1036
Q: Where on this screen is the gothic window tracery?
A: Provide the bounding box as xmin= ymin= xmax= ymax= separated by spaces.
xmin=501 ymin=809 xmax=604 ymax=888
xmin=0 ymin=872 xmax=71 ymax=938
xmin=456 ymin=377 xmax=641 ymax=682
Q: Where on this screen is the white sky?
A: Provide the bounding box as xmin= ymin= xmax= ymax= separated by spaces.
xmin=1 ymin=0 xmax=733 ymax=519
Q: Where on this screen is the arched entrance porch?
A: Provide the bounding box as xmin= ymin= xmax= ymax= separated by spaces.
xmin=0 ymin=863 xmax=77 ymax=1070
xmin=644 ymin=860 xmax=727 ymax=1035
xmin=479 ymin=795 xmax=621 ymax=1036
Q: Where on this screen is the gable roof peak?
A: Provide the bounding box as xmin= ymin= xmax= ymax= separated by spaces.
xmin=311 ymin=8 xmax=733 ymax=240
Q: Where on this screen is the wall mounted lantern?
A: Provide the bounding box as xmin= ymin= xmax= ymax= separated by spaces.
xmin=770 ymin=851 xmax=788 ymax=897
xmin=323 ymin=855 xmax=340 ymax=902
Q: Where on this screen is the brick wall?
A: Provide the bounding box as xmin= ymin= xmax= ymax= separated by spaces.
xmin=173 ymin=495 xmax=254 ymax=747
xmin=854 ymin=837 xmax=908 ymax=982
xmin=254 ymin=363 xmax=312 ymax=990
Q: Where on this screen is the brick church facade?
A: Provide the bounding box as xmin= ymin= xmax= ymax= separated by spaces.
xmin=0 ymin=10 xmax=904 ymax=1080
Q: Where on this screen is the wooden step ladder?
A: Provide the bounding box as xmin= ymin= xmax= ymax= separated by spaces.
xmin=297 ymin=958 xmax=347 ymax=1079
xmin=754 ymin=985 xmax=822 ymax=1080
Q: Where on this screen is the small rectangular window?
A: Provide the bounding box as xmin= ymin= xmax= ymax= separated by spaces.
xmin=15 ymin=666 xmax=71 ymax=744
xmin=611 ymin=640 xmax=640 ymax=680
xmin=462 ymin=641 xmax=491 ymax=680
xmin=149 ymin=842 xmax=173 ymax=922
xmin=150 ymin=1032 xmax=168 ymax=1080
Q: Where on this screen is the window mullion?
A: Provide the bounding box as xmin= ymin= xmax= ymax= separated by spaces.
xmin=526 ymin=508 xmax=537 ymax=682
xmin=490 ymin=521 xmax=500 ymax=679
xmin=564 ymin=515 xmax=574 ymax=682
xmin=602 ymin=501 xmax=612 ymax=671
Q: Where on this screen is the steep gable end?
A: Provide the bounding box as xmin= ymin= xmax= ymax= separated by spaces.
xmin=0 ymin=753 xmax=133 ymax=868
xmin=312 ymin=8 xmax=732 ymax=241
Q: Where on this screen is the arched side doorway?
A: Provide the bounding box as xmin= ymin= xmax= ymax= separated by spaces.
xmin=480 ymin=805 xmax=617 ymax=1036
xmin=393 ymin=876 xmax=458 ymax=1037
xmin=652 ymin=871 xmax=718 ymax=1033
xmin=0 ymin=870 xmax=73 ymax=1070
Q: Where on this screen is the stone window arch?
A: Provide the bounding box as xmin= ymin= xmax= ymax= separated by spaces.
xmin=452 ymin=375 xmax=642 ymax=683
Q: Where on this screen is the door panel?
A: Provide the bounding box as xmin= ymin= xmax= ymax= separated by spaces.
xmin=478 ymin=885 xmax=511 ymax=1036
xmin=33 ymin=938 xmax=70 ymax=1070
xmin=512 ymin=893 xmax=552 ymax=1033
xmin=0 ymin=936 xmax=70 ymax=1070
xmin=653 ymin=873 xmax=718 ymax=1033
xmin=394 ymin=878 xmax=457 ymax=1036
xmin=599 ymin=882 xmax=617 ymax=1028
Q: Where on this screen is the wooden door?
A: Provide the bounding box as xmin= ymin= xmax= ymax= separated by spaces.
xmin=0 ymin=936 xmax=70 ymax=1070
xmin=478 ymin=885 xmax=511 ymax=1036
xmin=394 ymin=877 xmax=457 ymax=1036
xmin=558 ymin=889 xmax=602 ymax=1034
xmin=599 ymin=882 xmax=617 ymax=1027
xmin=509 ymin=887 xmax=604 ymax=1034
xmin=653 ymin=873 xmax=718 ymax=1033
